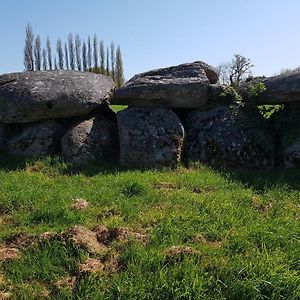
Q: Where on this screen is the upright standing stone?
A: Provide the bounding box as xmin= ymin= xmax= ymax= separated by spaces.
xmin=117 ymin=107 xmax=185 ymax=168
xmin=6 ymin=120 xmax=64 ymax=157
xmin=184 ymin=104 xmax=274 ymax=169
xmin=61 ymin=115 xmax=118 ymax=167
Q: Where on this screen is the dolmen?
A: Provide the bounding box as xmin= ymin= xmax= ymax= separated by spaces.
xmin=1 ymin=62 xmax=300 ymax=169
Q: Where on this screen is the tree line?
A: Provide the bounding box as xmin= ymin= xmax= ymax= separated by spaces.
xmin=24 ymin=23 xmax=124 ymax=87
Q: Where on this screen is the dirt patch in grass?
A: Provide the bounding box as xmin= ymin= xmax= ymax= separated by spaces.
xmin=71 ymin=198 xmax=89 ymax=210
xmin=4 ymin=232 xmax=36 ymax=249
xmin=39 ymin=231 xmax=57 ymax=240
xmin=0 ymin=247 xmax=20 ymax=261
xmin=191 ymin=187 xmax=214 ymax=195
xmin=0 ymin=291 xmax=13 ymax=299
xmin=251 ymin=196 xmax=273 ymax=213
xmin=79 ymin=252 xmax=122 ymax=275
xmin=79 ymin=258 xmax=104 ymax=274
xmin=95 ymin=225 xmax=149 ymax=245
xmin=64 ymin=226 xmax=107 ymax=255
xmin=154 ymin=182 xmax=180 ymax=193
xmin=0 ymin=273 xmax=5 ymax=285
xmin=55 ymin=276 xmax=77 ymax=291
xmin=165 ymin=246 xmax=200 ymax=257
xmin=193 ymin=234 xmax=222 ymax=248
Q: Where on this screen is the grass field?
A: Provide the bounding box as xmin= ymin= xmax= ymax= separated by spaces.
xmin=0 ymin=155 xmax=299 ymax=299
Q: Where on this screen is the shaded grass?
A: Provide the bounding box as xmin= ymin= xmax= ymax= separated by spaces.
xmin=0 ymin=156 xmax=299 ymax=299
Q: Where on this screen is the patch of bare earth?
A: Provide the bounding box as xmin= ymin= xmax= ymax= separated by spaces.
xmin=0 ymin=273 xmax=5 ymax=285
xmin=193 ymin=234 xmax=222 ymax=248
xmin=165 ymin=246 xmax=200 ymax=257
xmin=95 ymin=225 xmax=149 ymax=245
xmin=55 ymin=276 xmax=77 ymax=291
xmin=79 ymin=258 xmax=104 ymax=274
xmin=191 ymin=187 xmax=214 ymax=195
xmin=5 ymin=232 xmax=36 ymax=249
xmin=64 ymin=226 xmax=107 ymax=254
xmin=251 ymin=196 xmax=273 ymax=213
xmin=154 ymin=182 xmax=180 ymax=193
xmin=78 ymin=251 xmax=122 ymax=275
xmin=71 ymin=198 xmax=89 ymax=210
xmin=0 ymin=291 xmax=12 ymax=299
xmin=0 ymin=247 xmax=20 ymax=261
xmin=39 ymin=231 xmax=56 ymax=240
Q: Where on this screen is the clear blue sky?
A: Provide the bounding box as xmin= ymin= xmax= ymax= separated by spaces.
xmin=1 ymin=0 xmax=300 ymax=80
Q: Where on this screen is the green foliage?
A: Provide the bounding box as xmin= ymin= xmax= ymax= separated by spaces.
xmin=0 ymin=157 xmax=299 ymax=299
xmin=258 ymin=104 xmax=284 ymax=119
xmin=220 ymin=85 xmax=242 ymax=102
xmin=247 ymin=82 xmax=267 ymax=98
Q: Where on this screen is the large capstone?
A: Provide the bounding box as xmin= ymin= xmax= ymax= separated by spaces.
xmin=184 ymin=104 xmax=274 ymax=169
xmin=0 ymin=70 xmax=115 ymax=123
xmin=112 ymin=61 xmax=219 ymax=108
xmin=239 ymin=72 xmax=300 ymax=104
xmin=61 ymin=115 xmax=118 ymax=167
xmin=117 ymin=107 xmax=185 ymax=168
xmin=6 ymin=120 xmax=64 ymax=157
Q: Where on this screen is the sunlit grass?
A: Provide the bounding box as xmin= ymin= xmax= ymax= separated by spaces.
xmin=0 ymin=156 xmax=299 ymax=299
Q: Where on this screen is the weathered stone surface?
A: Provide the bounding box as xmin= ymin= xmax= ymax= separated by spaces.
xmin=239 ymin=72 xmax=300 ymax=104
xmin=61 ymin=115 xmax=118 ymax=167
xmin=112 ymin=61 xmax=219 ymax=108
xmin=6 ymin=120 xmax=63 ymax=157
xmin=0 ymin=124 xmax=7 ymax=147
xmin=184 ymin=104 xmax=274 ymax=168
xmin=271 ymin=103 xmax=300 ymax=168
xmin=117 ymin=107 xmax=184 ymax=168
xmin=0 ymin=70 xmax=115 ymax=123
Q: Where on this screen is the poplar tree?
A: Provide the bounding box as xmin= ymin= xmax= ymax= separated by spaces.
xmin=24 ymin=23 xmax=34 ymax=71
xmin=93 ymin=34 xmax=98 ymax=69
xmin=106 ymin=47 xmax=110 ymax=76
xmin=75 ymin=34 xmax=82 ymax=71
xmin=54 ymin=57 xmax=58 ymax=69
xmin=82 ymin=40 xmax=87 ymax=71
xmin=34 ymin=35 xmax=42 ymax=70
xmin=56 ymin=39 xmax=64 ymax=69
xmin=42 ymin=48 xmax=47 ymax=70
xmin=110 ymin=42 xmax=115 ymax=81
xmin=68 ymin=33 xmax=75 ymax=70
xmin=87 ymin=36 xmax=92 ymax=70
xmin=100 ymin=40 xmax=105 ymax=74
xmin=46 ymin=37 xmax=52 ymax=70
xmin=115 ymin=45 xmax=125 ymax=87
xmin=64 ymin=42 xmax=69 ymax=69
